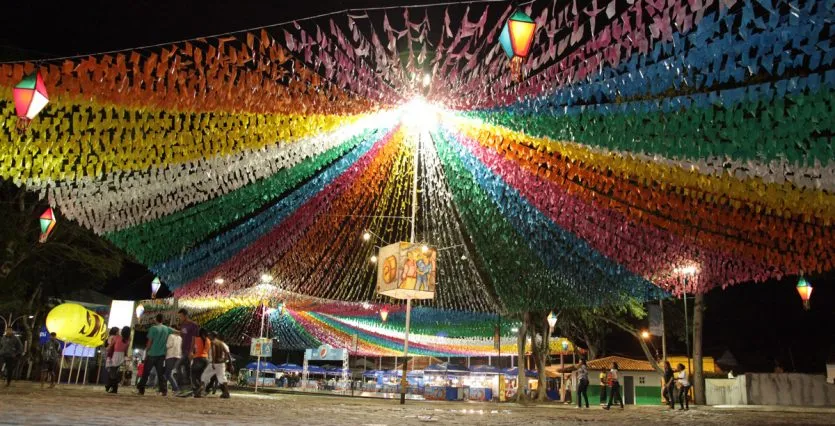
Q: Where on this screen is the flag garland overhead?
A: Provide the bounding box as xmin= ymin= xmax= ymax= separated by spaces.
xmin=0 ymin=0 xmax=833 ymax=343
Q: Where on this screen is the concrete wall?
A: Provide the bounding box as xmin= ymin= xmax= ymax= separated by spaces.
xmin=706 ymin=377 xmax=748 ymax=405
xmin=707 ymin=374 xmax=835 ymax=406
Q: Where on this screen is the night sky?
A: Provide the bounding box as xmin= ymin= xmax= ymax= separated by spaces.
xmin=6 ymin=0 xmax=833 ymax=374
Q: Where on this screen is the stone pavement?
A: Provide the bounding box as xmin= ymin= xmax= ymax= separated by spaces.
xmin=1 ymin=382 xmax=833 ymax=425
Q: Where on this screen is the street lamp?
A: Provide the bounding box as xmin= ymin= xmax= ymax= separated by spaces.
xmin=547 ymin=311 xmax=557 ymax=330
xmin=674 ymin=264 xmax=699 ymax=375
xmin=796 ymin=277 xmax=813 ymax=310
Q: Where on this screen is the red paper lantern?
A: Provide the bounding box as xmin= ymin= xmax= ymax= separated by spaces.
xmin=13 ymin=71 xmax=49 ymax=132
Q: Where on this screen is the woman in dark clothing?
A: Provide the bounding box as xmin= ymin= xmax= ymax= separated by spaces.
xmin=576 ymin=360 xmax=590 ymax=408
xmin=604 ymin=362 xmax=624 ymax=409
xmin=663 ymin=361 xmax=676 ymax=409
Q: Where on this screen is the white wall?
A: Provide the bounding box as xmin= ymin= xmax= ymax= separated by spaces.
xmin=707 ymin=374 xmax=835 ymax=406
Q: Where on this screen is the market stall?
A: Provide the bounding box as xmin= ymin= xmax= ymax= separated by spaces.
xmin=424 ymin=363 xmax=470 ymax=401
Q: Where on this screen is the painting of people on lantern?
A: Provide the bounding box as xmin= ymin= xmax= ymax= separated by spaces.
xmin=377 ymin=242 xmax=436 ymax=296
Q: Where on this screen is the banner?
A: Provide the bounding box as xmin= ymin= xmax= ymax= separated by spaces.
xmin=376 ymin=242 xmax=436 ymax=300
xmin=305 ymin=344 xmax=347 ymax=361
xmin=107 ymin=300 xmax=135 ymax=331
xmin=250 ymin=338 xmax=273 ymax=357
xmin=648 ymin=304 xmax=663 ymax=336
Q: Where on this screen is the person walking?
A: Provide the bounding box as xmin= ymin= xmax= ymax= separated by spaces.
xmin=662 ymin=361 xmax=676 ymax=409
xmin=104 ymin=327 xmax=119 ymax=392
xmin=189 ymin=328 xmax=211 ymax=398
xmin=604 ymin=362 xmax=623 ymax=410
xmin=0 ymin=328 xmax=24 ymax=387
xmin=598 ymin=370 xmax=608 ymax=405
xmin=176 ymin=309 xmax=199 ymax=388
xmin=106 ymin=327 xmax=131 ymax=394
xmin=41 ymin=332 xmax=61 ymax=388
xmin=136 ymin=314 xmax=176 ymax=396
xmin=201 ymin=332 xmax=232 ymax=399
xmin=675 ymin=363 xmax=691 ymax=410
xmin=164 ymin=325 xmax=182 ymax=393
xmin=576 ymin=360 xmax=590 ymax=408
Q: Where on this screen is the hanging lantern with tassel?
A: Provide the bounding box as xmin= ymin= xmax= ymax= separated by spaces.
xmin=796 ymin=277 xmax=813 ymax=310
xmin=499 ymin=10 xmax=537 ymax=82
xmin=13 ymin=71 xmax=49 ymax=132
xmin=38 ymin=207 xmax=57 ymax=243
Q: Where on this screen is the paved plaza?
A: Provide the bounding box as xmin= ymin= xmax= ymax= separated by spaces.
xmin=1 ymin=382 xmax=833 ymax=425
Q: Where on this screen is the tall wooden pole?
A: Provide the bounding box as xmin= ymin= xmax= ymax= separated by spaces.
xmin=660 ymin=299 xmax=667 ymax=362
xmin=693 ymin=293 xmax=705 ymax=404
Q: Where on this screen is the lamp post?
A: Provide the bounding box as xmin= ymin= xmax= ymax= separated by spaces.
xmin=675 ymin=265 xmax=698 ymax=376
xmin=641 ymin=330 xmax=660 ymax=360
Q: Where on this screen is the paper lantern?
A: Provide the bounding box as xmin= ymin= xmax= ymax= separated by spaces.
xmin=499 ymin=11 xmax=536 ymax=82
xmin=13 ymin=71 xmax=49 ymax=131
xmin=45 ymin=303 xmax=107 ymax=348
xmin=38 ymin=208 xmax=57 ymax=243
xmin=151 ymin=277 xmax=162 ymax=298
xmin=499 ymin=10 xmax=537 ymax=59
xmin=796 ymin=277 xmax=812 ymax=310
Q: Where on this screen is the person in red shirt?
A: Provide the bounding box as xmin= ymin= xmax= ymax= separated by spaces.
xmin=136 ymin=360 xmax=145 ymax=386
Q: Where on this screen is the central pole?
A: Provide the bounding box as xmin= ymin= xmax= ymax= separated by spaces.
xmin=400 ymin=128 xmax=420 ymax=405
xmin=255 ymin=302 xmax=266 ymax=393
xmin=660 ymin=299 xmax=667 ymax=362
xmin=683 ymin=279 xmax=691 ymax=376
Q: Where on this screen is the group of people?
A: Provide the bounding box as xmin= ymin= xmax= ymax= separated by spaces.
xmin=663 ymin=361 xmax=692 ymax=410
xmin=103 ymin=309 xmax=233 ymax=399
xmin=572 ymin=360 xmax=691 ymax=410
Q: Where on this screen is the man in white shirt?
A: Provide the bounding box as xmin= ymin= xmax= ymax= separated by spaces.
xmin=164 ymin=325 xmax=183 ymax=393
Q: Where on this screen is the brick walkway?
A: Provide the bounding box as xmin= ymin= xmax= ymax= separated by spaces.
xmin=1 ymin=382 xmax=833 ymax=425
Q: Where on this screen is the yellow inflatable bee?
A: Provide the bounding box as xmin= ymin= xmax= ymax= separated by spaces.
xmin=46 ymin=303 xmax=108 ymax=347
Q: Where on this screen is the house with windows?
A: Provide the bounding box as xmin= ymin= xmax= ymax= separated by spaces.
xmin=548 ymin=355 xmax=718 ymax=405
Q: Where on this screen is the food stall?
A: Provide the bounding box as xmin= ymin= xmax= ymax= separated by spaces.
xmin=424 ymin=363 xmax=470 ymax=401
xmin=502 ymin=367 xmax=538 ymax=400
xmin=243 ymin=361 xmax=279 ymax=387
xmin=463 ymin=365 xmax=501 ymax=401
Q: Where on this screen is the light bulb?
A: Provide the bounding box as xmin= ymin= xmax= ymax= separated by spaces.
xmin=261 ymin=273 xmax=273 ymax=283
xmin=422 ymin=73 xmax=431 ymax=87
xmin=370 ymin=255 xmax=378 ymax=264
xmin=421 ymin=245 xmax=429 ymax=253
xmin=362 ymin=231 xmax=371 ymax=241
xmin=214 ymin=278 xmax=225 ymax=284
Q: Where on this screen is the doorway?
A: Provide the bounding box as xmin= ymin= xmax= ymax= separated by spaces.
xmin=623 ymin=376 xmax=635 ymax=404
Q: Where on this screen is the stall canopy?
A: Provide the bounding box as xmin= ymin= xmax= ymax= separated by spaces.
xmin=276 ymin=363 xmax=303 ymax=372
xmin=425 ymin=363 xmax=470 ymax=375
xmin=470 ymin=365 xmax=502 ymax=375
xmin=245 ymin=361 xmax=278 ymax=372
xmin=504 ymin=367 xmax=538 ymax=378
